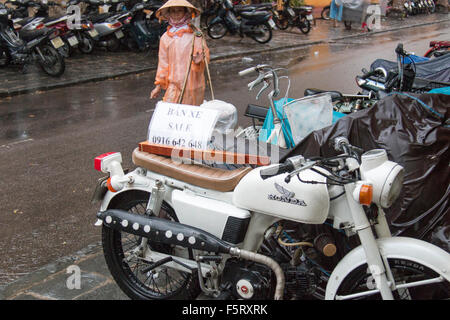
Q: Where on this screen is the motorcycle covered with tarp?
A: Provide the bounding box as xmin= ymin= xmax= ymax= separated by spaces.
xmin=282 ymin=92 xmax=450 ymax=252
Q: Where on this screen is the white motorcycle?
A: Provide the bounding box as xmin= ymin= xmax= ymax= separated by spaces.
xmin=92 ymin=67 xmax=450 ymax=300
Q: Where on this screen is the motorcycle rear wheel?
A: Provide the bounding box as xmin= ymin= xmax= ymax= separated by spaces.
xmin=336 ymin=258 xmax=450 ymax=300
xmin=37 ymin=45 xmax=65 ymax=77
xmin=102 ymin=190 xmax=201 ymax=300
xmin=297 ymin=17 xmax=311 ymax=34
xmin=207 ymin=21 xmax=228 ymax=39
xmin=251 ymin=22 xmax=272 ymax=44
xmin=78 ymin=33 xmax=94 ymax=54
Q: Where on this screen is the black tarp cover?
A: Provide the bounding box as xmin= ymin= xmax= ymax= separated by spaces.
xmin=283 ymin=93 xmax=449 ymax=250
xmin=370 ymin=53 xmax=450 ymax=83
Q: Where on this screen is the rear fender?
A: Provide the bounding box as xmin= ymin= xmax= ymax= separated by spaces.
xmin=325 ymin=237 xmax=450 ymax=300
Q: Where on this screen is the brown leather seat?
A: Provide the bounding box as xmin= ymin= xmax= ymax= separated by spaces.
xmin=132 ymin=148 xmax=252 ymax=192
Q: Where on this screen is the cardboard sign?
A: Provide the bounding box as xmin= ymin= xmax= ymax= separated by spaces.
xmin=147 ymin=101 xmax=219 ymax=150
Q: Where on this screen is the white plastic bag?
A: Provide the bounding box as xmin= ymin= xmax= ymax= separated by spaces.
xmin=200 ymin=100 xmax=238 ymax=134
xmin=283 ymin=93 xmax=333 ymax=145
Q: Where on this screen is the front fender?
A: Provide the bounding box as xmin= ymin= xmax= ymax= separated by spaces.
xmin=325 ymin=237 xmax=450 ymax=300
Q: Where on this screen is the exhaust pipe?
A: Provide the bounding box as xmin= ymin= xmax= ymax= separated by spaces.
xmin=97 ymin=209 xmax=232 ymax=254
xmin=97 ymin=209 xmax=285 ymax=299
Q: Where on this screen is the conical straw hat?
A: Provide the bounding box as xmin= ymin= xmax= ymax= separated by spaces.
xmin=155 ymin=0 xmax=201 ymax=20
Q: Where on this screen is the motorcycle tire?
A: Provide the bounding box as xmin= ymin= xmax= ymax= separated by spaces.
xmin=297 ymin=17 xmax=311 ymax=34
xmin=274 ymin=14 xmax=289 ymax=30
xmin=207 ymin=21 xmax=228 ymax=39
xmin=107 ymin=35 xmax=121 ymax=52
xmin=78 ymin=33 xmax=94 ymax=54
xmin=102 ymin=190 xmax=201 ymax=300
xmin=37 ymin=44 xmax=65 ymax=77
xmin=321 ymin=6 xmax=331 ymax=20
xmin=0 ymin=47 xmax=10 ymax=67
xmin=251 ymin=22 xmax=272 ymax=44
xmin=336 ymin=258 xmax=450 ymax=300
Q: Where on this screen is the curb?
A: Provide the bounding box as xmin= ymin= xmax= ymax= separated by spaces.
xmin=1 ymin=17 xmax=449 ymax=98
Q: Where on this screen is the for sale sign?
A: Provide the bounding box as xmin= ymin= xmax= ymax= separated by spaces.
xmin=147 ymin=101 xmax=219 ymax=150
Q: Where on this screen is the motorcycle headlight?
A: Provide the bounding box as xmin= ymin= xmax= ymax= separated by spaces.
xmin=360 ymin=149 xmax=404 ymax=208
xmin=0 ymin=9 xmax=7 ymax=15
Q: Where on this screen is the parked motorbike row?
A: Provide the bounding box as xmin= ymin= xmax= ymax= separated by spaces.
xmin=204 ymin=0 xmax=314 ymax=44
xmin=386 ymin=0 xmax=438 ymax=17
xmin=0 ymin=0 xmax=167 ymax=76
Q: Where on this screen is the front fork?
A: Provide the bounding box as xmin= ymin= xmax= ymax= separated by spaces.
xmin=344 ymin=183 xmax=395 ymax=299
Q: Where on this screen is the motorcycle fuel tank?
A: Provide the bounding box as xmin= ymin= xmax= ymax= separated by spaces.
xmin=233 ymin=165 xmax=330 ymax=224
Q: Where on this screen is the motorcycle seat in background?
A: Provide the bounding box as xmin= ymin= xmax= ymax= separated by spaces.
xmin=304 ymin=88 xmax=343 ymax=102
xmin=19 ymin=27 xmax=49 ymax=41
xmin=370 ymin=53 xmax=450 ymax=82
xmin=131 ymin=148 xmax=252 ymax=192
xmin=235 ymin=3 xmax=273 ymax=12
xmin=239 ymin=10 xmax=270 ymax=18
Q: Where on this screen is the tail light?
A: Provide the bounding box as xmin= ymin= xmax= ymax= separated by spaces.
xmin=36 ymin=23 xmax=45 ymax=29
xmin=94 ymin=152 xmax=122 ymax=173
xmin=108 ymin=22 xmax=122 ymax=29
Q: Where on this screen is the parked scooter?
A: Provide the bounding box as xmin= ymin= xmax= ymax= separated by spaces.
xmin=92 ymin=65 xmax=450 ymax=299
xmin=424 ymin=40 xmax=450 ymax=58
xmin=71 ymin=0 xmax=126 ymax=52
xmin=207 ymin=0 xmax=274 ymax=44
xmin=120 ymin=0 xmax=166 ymax=52
xmin=0 ymin=3 xmax=65 ymax=76
xmin=356 ymin=43 xmax=450 ymax=98
xmin=272 ymin=0 xmax=313 ymax=34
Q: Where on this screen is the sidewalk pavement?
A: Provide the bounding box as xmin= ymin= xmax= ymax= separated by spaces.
xmin=0 ymin=13 xmax=449 ymax=301
xmin=0 ymin=13 xmax=449 ymax=97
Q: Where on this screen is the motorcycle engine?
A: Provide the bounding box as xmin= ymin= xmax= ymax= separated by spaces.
xmin=220 ymin=258 xmax=274 ymax=300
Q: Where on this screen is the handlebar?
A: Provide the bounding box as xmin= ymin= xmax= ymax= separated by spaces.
xmin=260 ymin=137 xmax=362 ymax=182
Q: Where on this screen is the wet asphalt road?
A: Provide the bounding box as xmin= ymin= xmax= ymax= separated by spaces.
xmin=0 ymin=22 xmax=449 ymax=285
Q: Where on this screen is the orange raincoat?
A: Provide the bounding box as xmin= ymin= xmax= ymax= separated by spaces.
xmin=154 ymin=26 xmax=210 ymax=106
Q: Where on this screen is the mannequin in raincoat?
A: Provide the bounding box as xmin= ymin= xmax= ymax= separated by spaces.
xmin=150 ymin=0 xmax=210 ymax=106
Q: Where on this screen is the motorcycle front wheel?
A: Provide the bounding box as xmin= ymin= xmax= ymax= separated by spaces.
xmin=297 ymin=17 xmax=311 ymax=34
xmin=251 ymin=22 xmax=272 ymax=44
xmin=336 ymin=258 xmax=450 ymax=300
xmin=207 ymin=21 xmax=228 ymax=39
xmin=37 ymin=44 xmax=65 ymax=77
xmin=102 ymin=190 xmax=201 ymax=300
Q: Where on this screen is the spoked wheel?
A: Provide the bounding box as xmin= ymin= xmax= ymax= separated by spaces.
xmin=297 ymin=16 xmax=311 ymax=34
xmin=102 ymin=190 xmax=201 ymax=300
xmin=251 ymin=22 xmax=272 ymax=44
xmin=207 ymin=21 xmax=227 ymax=39
xmin=78 ymin=33 xmax=94 ymax=54
xmin=37 ymin=44 xmax=65 ymax=77
xmin=0 ymin=47 xmax=11 ymax=67
xmin=336 ymin=258 xmax=450 ymax=300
